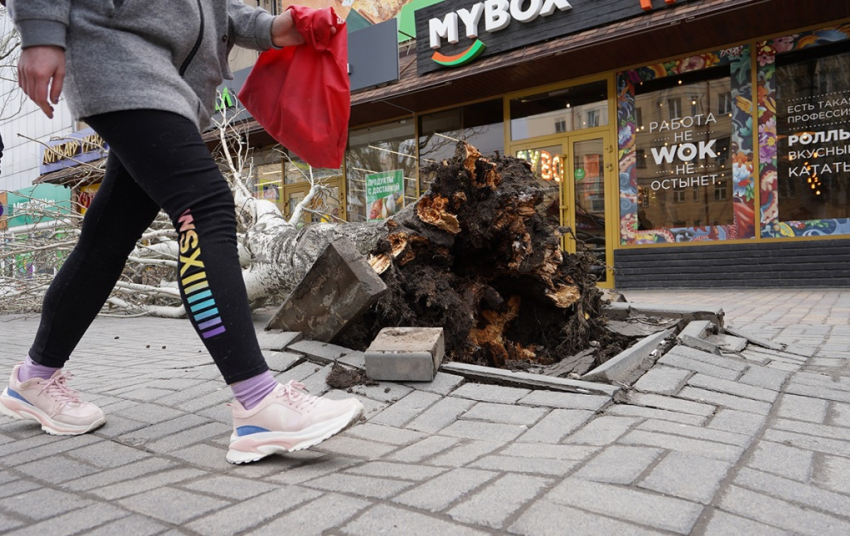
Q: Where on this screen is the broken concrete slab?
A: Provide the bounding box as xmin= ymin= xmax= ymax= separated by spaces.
xmin=256 ymin=330 xmax=302 ymax=351
xmin=365 ymin=327 xmax=445 ymax=382
xmin=265 ymin=238 xmax=387 ymax=342
xmin=606 ymin=317 xmax=682 ymax=338
xmin=288 ymin=339 xmax=350 ymax=361
xmin=677 ymin=320 xmax=721 ymax=355
xmin=606 ymin=303 xmax=725 ymax=330
xmin=582 ymin=328 xmax=677 ymax=384
xmin=725 ymin=326 xmax=787 ymax=352
xmin=706 ymin=334 xmax=748 ymax=353
xmin=261 ymin=350 xmax=303 ymax=372
xmin=441 ymin=362 xmax=619 ymax=396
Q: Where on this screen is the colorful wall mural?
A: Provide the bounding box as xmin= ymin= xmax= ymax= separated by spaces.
xmin=617 ymin=46 xmax=755 ymax=244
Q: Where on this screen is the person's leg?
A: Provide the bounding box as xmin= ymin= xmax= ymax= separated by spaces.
xmin=84 ymin=110 xmax=269 ymax=384
xmin=27 ymin=153 xmax=161 ymax=369
xmin=84 ymin=111 xmax=362 ymax=463
xmin=1 ymin=151 xmax=158 ymax=434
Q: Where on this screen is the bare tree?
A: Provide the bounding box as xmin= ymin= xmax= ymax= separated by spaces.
xmin=0 ymin=98 xmax=386 ymax=316
xmin=0 ymin=7 xmax=25 ymax=121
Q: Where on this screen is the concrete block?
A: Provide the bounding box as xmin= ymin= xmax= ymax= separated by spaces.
xmin=255 ymin=330 xmax=302 ymax=351
xmin=441 ymin=362 xmax=619 ymax=396
xmin=677 ymin=320 xmax=721 ymax=354
xmin=706 ymin=334 xmax=748 ymax=353
xmin=619 ymin=303 xmax=725 ymax=330
xmin=365 ymin=327 xmax=445 ymax=382
xmin=265 ymin=238 xmax=387 ymax=342
xmin=582 ymin=328 xmax=675 ymax=383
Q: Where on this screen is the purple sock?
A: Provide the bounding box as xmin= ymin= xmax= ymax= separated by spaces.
xmin=18 ymin=355 xmax=61 ymax=382
xmin=231 ymin=371 xmax=277 ymax=410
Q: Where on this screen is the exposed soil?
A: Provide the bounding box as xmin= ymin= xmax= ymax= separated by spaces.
xmin=335 ymin=142 xmax=631 ymax=373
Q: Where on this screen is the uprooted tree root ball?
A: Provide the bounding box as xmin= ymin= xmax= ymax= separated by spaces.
xmin=335 ymin=142 xmax=628 ymax=373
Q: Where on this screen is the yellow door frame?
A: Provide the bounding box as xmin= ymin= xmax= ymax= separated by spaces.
xmin=509 ymin=129 xmax=616 ymax=288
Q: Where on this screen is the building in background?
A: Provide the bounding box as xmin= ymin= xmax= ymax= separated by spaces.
xmin=6 ymin=1 xmax=850 ymax=288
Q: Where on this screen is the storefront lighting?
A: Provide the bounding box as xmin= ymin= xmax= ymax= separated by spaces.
xmin=816 ymin=190 xmax=821 ymax=195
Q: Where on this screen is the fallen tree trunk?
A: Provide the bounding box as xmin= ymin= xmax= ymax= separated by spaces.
xmin=335 ymin=142 xmax=623 ymax=369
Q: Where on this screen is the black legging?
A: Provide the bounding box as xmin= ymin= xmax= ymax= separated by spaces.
xmin=29 ymin=110 xmax=269 ymax=384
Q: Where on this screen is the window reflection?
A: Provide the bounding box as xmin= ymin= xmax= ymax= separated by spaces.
xmin=776 ymin=41 xmax=850 ymax=221
xmin=510 ymin=80 xmax=608 ymax=141
xmin=633 ymin=67 xmax=734 ymax=230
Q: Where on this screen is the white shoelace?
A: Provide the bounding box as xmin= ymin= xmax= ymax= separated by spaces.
xmin=38 ymin=372 xmax=82 ymax=408
xmin=278 ymin=380 xmax=320 ymax=411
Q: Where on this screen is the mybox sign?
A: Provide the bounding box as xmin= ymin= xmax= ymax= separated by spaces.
xmin=415 ymin=0 xmax=687 ymax=74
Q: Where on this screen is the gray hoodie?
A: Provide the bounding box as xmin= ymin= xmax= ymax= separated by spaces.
xmin=9 ymin=0 xmax=276 ymax=130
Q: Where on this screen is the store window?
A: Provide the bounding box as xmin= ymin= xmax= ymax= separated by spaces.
xmin=346 ymin=120 xmax=417 ymax=223
xmin=510 ymin=80 xmax=608 ymax=141
xmin=757 ymin=25 xmax=850 ymax=238
xmin=618 ymin=45 xmax=755 ymax=244
xmin=633 ymin=67 xmax=734 ymax=231
xmin=772 ymin=40 xmax=850 ymax=230
xmin=418 ymin=99 xmax=504 ymax=192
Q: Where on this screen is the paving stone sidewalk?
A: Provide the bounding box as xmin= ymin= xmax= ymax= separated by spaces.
xmin=1 ymin=288 xmax=849 ymax=535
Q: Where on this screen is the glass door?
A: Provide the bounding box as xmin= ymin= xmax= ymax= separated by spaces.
xmin=514 ymin=132 xmax=614 ymax=286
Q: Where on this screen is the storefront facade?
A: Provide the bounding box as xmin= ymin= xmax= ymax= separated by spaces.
xmin=341 ymin=0 xmax=850 ymax=288
xmin=33 ymin=0 xmax=850 ymax=289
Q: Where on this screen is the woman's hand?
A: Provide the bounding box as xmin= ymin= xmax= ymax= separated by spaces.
xmin=18 ymin=46 xmax=65 ymax=119
xmin=271 ymin=10 xmax=305 ymax=47
xmin=271 ymin=9 xmax=338 ymax=48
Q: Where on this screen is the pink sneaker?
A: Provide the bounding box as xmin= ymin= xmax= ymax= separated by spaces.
xmin=227 ymin=380 xmax=364 ymax=464
xmin=0 ymin=365 xmax=105 ymax=435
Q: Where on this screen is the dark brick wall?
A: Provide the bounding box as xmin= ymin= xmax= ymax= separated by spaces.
xmin=614 ymin=238 xmax=850 ymax=289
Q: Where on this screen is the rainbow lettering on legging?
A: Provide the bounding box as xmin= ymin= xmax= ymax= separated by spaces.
xmin=178 ymin=209 xmax=225 ymax=339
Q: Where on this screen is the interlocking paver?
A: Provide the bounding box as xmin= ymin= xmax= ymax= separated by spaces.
xmin=620 ymin=430 xmax=745 ymax=463
xmin=517 ymin=409 xmax=594 ymax=443
xmin=393 ymin=468 xmax=498 ymax=512
xmin=405 ymin=397 xmax=476 ymax=433
xmin=451 ymin=383 xmax=531 ymax=404
xmin=345 ymin=461 xmax=445 ymax=481
xmin=604 ymin=403 xmax=708 ymax=425
xmin=702 ymin=510 xmax=792 ymax=536
xmin=545 ymin=478 xmax=704 ymax=534
xmin=718 ymin=485 xmax=850 ymax=536
xmin=340 ymin=504 xmax=490 ymax=536
xmin=678 ymin=387 xmax=772 ymax=415
xmin=369 ymin=390 xmax=441 ymax=428
xmin=634 ymin=366 xmax=692 ymax=394
xmin=2 ymin=289 xmax=849 ymax=535
xmin=3 ymin=503 xmax=129 ymax=536
xmin=734 ymin=467 xmax=850 ymax=518
xmin=447 ymin=473 xmax=551 ymax=529
xmin=638 ymin=451 xmax=733 ymax=504
xmin=687 ymin=373 xmax=779 ymax=403
xmin=118 ymin=487 xmax=231 ymax=525
xmin=627 ymin=393 xmax=716 ymax=417
xmin=564 ymin=416 xmax=641 ymax=445
xmin=304 ymin=473 xmax=413 ymax=499
xmin=707 ymin=409 xmax=767 ymax=435
xmin=246 ymin=493 xmax=370 ymax=536
xmin=183 ymin=486 xmax=321 ymax=536
xmin=573 ymin=445 xmax=662 ymax=484
xmin=747 ymin=441 xmax=814 ymax=482
xmin=509 ymin=500 xmax=662 ymax=536
xmin=637 ymin=419 xmax=752 ymax=447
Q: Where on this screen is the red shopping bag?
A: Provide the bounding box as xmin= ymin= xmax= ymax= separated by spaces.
xmin=238 ymin=6 xmax=349 ymax=169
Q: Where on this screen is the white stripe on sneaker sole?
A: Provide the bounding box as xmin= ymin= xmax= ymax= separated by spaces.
xmin=226 ymin=403 xmax=364 ymax=464
xmin=0 ymin=389 xmax=105 ymax=436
